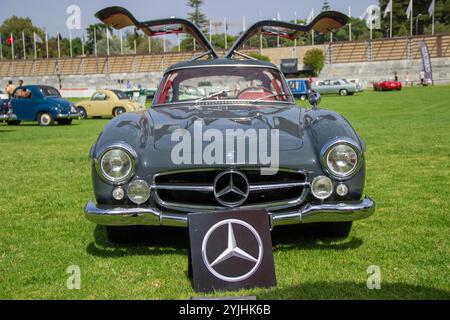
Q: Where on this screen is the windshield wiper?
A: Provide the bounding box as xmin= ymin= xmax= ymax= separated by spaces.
xmin=250 ymin=93 xmax=293 ymax=103
xmin=194 ymin=89 xmax=238 ymax=104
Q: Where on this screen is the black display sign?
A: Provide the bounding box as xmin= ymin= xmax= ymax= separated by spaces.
xmin=280 ymin=58 xmax=298 ymax=74
xmin=188 ymin=210 xmax=277 ymax=293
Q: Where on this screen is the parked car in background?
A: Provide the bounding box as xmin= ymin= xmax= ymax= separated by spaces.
xmin=0 ymin=100 xmax=17 ymax=122
xmin=312 ymin=79 xmax=360 ymax=96
xmin=1 ymin=85 xmax=79 ymax=126
xmin=287 ymin=79 xmax=311 ymax=100
xmin=373 ymin=80 xmax=402 ymax=91
xmin=75 ymin=89 xmax=146 ymax=119
xmin=124 ymin=88 xmax=157 ymax=102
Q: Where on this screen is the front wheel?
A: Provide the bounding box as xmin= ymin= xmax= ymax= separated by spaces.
xmin=339 ymin=89 xmax=348 ymax=96
xmin=77 ymin=107 xmax=87 ymax=119
xmin=307 ymin=222 xmax=353 ymax=239
xmin=37 ymin=112 xmax=54 ymax=126
xmin=113 ymin=107 xmax=126 ymax=117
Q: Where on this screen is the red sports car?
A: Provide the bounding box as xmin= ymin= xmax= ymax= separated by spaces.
xmin=373 ymin=81 xmax=402 ymax=91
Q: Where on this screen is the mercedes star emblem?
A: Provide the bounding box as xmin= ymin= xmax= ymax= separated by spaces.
xmin=201 ymin=219 xmax=263 ymax=282
xmin=213 ymin=171 xmax=249 ymax=207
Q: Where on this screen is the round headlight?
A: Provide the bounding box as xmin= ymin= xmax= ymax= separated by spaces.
xmin=98 ymin=147 xmax=135 ymax=184
xmin=311 ymin=176 xmax=333 ymax=200
xmin=325 ymin=143 xmax=359 ymax=178
xmin=128 ymin=180 xmax=150 ymax=205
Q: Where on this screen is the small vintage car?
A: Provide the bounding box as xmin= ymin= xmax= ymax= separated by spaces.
xmin=2 ymin=85 xmax=79 ymax=126
xmin=373 ymin=80 xmax=402 ymax=91
xmin=85 ymin=7 xmax=375 ymax=243
xmin=76 ymin=89 xmax=146 ymax=119
xmin=312 ymin=79 xmax=361 ymax=96
xmin=287 ymin=79 xmax=311 ymax=100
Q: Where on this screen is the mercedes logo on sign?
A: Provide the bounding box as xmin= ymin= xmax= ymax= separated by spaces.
xmin=201 ymin=219 xmax=263 ymax=282
xmin=213 ymin=171 xmax=249 ymax=207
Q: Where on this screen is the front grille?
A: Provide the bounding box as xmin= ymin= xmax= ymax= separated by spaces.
xmin=153 ymin=168 xmax=308 ymax=212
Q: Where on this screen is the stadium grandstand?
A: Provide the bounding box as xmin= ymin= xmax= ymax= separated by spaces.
xmin=1 ymin=34 xmax=450 ymax=96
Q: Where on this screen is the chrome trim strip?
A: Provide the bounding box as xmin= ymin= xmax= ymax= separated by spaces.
xmin=84 ymin=196 xmax=375 ymax=228
xmin=153 ymin=182 xmax=309 ymax=192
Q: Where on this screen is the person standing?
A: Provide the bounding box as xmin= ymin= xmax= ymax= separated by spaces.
xmin=394 ymin=72 xmax=399 ymax=82
xmin=419 ymin=70 xmax=425 ymax=86
xmin=18 ymin=79 xmax=24 ymax=87
xmin=5 ymin=81 xmax=16 ymax=98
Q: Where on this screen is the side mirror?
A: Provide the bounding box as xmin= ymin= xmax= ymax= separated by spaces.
xmin=308 ymin=91 xmax=321 ymax=108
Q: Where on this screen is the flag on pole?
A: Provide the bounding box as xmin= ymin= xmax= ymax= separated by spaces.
xmin=45 ymin=32 xmax=48 ymax=59
xmin=348 ymin=6 xmax=352 ymax=41
xmin=429 ymin=0 xmax=435 ymax=35
xmin=307 ymin=8 xmax=315 ymax=24
xmin=0 ymin=34 xmax=3 ymax=60
xmin=428 ymin=0 xmax=435 ymax=16
xmin=406 ymin=0 xmax=413 ymax=19
xmin=406 ymin=0 xmax=413 ymax=36
xmin=384 ymin=0 xmax=392 ymax=18
xmin=22 ymin=32 xmax=26 ymax=59
xmin=7 ymin=34 xmax=14 ymax=45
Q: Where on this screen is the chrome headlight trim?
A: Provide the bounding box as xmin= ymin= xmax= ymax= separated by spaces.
xmin=94 ymin=143 xmax=137 ymax=185
xmin=320 ymin=138 xmax=363 ymax=180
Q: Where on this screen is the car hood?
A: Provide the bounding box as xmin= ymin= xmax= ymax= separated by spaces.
xmin=149 ymin=103 xmax=304 ymax=151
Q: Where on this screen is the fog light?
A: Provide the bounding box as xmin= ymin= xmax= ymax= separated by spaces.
xmin=336 ymin=184 xmax=349 ymax=197
xmin=112 ymin=187 xmax=125 ymax=200
xmin=311 ymin=176 xmax=333 ymax=200
xmin=128 ymin=180 xmax=150 ymax=205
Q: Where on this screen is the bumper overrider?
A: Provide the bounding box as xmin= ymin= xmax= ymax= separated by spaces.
xmin=57 ymin=112 xmax=81 ymax=119
xmin=0 ymin=113 xmax=17 ymax=120
xmin=84 ymin=196 xmax=375 ymax=228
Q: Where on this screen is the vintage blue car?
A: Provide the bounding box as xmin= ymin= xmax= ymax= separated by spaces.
xmin=287 ymin=79 xmax=311 ymax=100
xmin=3 ymin=85 xmax=79 ymax=126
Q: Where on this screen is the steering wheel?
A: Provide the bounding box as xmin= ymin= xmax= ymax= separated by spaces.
xmin=237 ymin=87 xmax=274 ymax=101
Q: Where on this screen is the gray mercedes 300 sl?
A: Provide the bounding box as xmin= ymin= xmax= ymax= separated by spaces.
xmin=85 ymin=7 xmax=375 ymax=242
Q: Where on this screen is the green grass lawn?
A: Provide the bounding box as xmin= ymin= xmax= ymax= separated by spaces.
xmin=0 ymin=86 xmax=449 ymax=299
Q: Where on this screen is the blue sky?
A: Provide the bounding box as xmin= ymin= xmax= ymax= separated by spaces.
xmin=0 ymin=0 xmax=376 ymax=37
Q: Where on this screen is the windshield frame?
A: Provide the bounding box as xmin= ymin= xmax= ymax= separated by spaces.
xmin=152 ymin=64 xmax=294 ymax=107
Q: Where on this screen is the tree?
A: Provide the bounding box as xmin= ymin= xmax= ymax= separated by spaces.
xmin=85 ymin=23 xmax=113 ymax=55
xmin=0 ymin=16 xmax=45 ymax=59
xmin=186 ymin=0 xmax=209 ymax=31
xmin=303 ymin=48 xmax=325 ymax=76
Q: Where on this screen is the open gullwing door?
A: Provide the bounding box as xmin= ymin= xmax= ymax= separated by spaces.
xmin=225 ymin=11 xmax=349 ymax=59
xmin=95 ymin=6 xmax=218 ymax=59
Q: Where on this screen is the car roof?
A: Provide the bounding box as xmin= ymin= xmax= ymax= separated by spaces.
xmin=166 ymin=58 xmax=279 ymax=73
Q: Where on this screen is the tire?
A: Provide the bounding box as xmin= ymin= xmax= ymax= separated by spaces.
xmin=37 ymin=112 xmax=54 ymax=126
xmin=57 ymin=119 xmax=72 ymax=125
xmin=113 ymin=107 xmax=126 ymax=117
xmin=7 ymin=120 xmax=21 ymax=125
xmin=310 ymin=222 xmax=353 ymax=239
xmin=77 ymin=107 xmax=87 ymax=119
xmin=106 ymin=226 xmax=142 ymax=244
xmin=339 ymin=89 xmax=348 ymax=96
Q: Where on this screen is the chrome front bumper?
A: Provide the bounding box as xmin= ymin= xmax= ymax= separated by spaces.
xmin=84 ymin=197 xmax=375 ymax=228
xmin=57 ymin=113 xmax=81 ymax=119
xmin=0 ymin=114 xmax=17 ymax=120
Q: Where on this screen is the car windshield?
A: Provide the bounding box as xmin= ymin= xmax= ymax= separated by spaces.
xmin=39 ymin=86 xmax=61 ymax=97
xmin=112 ymin=90 xmax=129 ymax=100
xmin=154 ymin=66 xmax=294 ymax=106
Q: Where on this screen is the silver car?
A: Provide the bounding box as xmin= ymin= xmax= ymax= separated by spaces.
xmin=312 ymin=79 xmax=361 ymax=96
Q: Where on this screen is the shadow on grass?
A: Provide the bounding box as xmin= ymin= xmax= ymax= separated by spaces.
xmin=86 ymin=225 xmax=189 ymax=258
xmin=87 ymin=224 xmax=362 ymax=258
xmin=257 ymin=282 xmax=450 ymax=300
xmin=271 ymin=225 xmax=363 ymax=252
